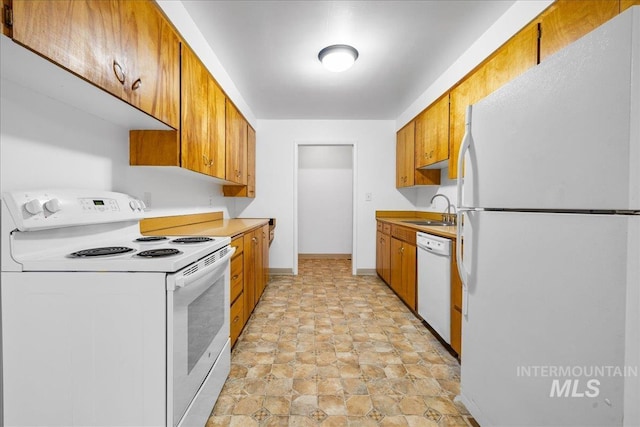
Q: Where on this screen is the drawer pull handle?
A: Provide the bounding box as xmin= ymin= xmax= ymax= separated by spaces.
xmin=233 ymin=316 xmax=240 ymax=323
xmin=232 ymin=274 xmax=239 ymax=280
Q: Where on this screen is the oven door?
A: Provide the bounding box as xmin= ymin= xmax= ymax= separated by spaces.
xmin=166 ymin=246 xmax=233 ymax=427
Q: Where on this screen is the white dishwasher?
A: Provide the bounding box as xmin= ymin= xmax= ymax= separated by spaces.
xmin=417 ymin=232 xmax=452 ymax=344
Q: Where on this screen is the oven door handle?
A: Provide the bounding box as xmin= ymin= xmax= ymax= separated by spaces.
xmin=172 ymin=246 xmax=235 ymax=290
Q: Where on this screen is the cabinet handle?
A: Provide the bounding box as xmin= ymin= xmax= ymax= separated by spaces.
xmin=232 ymin=274 xmax=239 ymax=280
xmin=202 ymin=155 xmax=213 ymax=167
xmin=400 ymin=247 xmax=405 ymax=254
xmin=131 ymin=78 xmax=142 ymax=91
xmin=233 ymin=316 xmax=240 ymax=323
xmin=112 ymin=60 xmax=125 ymax=84
xmin=252 ymin=237 xmax=258 ymax=243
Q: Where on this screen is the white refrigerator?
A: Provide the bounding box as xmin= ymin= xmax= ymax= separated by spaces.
xmin=455 ymin=7 xmax=640 ymax=427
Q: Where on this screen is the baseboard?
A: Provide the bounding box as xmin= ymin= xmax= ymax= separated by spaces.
xmin=356 ymin=268 xmax=376 ymax=276
xmin=298 ymin=253 xmax=352 ymax=259
xmin=269 ymin=268 xmax=294 ymax=275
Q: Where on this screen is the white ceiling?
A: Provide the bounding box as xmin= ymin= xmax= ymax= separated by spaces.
xmin=181 ymin=0 xmax=516 ymax=120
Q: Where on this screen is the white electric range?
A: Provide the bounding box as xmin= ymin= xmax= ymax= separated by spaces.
xmin=1 ymin=189 xmax=233 ymax=427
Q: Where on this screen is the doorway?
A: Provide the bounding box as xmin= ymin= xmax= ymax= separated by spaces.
xmin=293 ymin=143 xmax=357 ymax=275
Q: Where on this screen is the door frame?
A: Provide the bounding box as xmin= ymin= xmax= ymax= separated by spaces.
xmin=293 ymin=141 xmax=358 ymax=275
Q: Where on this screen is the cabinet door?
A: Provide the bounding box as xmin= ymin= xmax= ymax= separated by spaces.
xmin=450 ymin=240 xmax=463 ymax=356
xmin=181 ymin=46 xmax=209 ymax=175
xmin=208 ymin=78 xmax=227 ymax=179
xmin=376 ymin=230 xmax=385 ymax=278
xmin=254 ymin=227 xmax=264 ymax=301
xmin=396 ymin=121 xmax=415 ymax=187
xmin=381 ymin=233 xmax=391 ymax=284
xmin=415 ymin=94 xmax=450 ymax=168
xmin=246 ymin=126 xmax=257 ymax=197
xmin=226 ymin=101 xmax=248 ymax=184
xmin=390 ymin=238 xmax=403 ymax=295
xmin=538 ymin=0 xmax=619 ymax=62
xmin=400 ymin=242 xmax=417 ymax=311
xmin=12 ymin=0 xmax=124 ymax=100
xmin=120 ymin=0 xmax=179 ymax=128
xmin=376 ymin=229 xmax=391 ymax=285
xmin=262 ymin=224 xmax=270 ymax=290
xmin=449 ymin=23 xmax=538 ymax=179
xmin=243 ymin=231 xmax=256 ymax=321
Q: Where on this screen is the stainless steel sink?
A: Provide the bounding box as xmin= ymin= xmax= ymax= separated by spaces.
xmin=401 ymin=220 xmax=454 ymax=227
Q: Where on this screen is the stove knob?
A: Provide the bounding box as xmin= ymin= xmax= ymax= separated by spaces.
xmin=129 ymin=200 xmax=140 ymax=211
xmin=24 ymin=199 xmax=43 ymax=215
xmin=44 ymin=198 xmax=62 ymax=213
xmin=138 ymin=200 xmax=147 ymax=210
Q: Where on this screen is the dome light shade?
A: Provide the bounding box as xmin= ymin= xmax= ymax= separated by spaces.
xmin=318 ymin=44 xmax=359 ymax=72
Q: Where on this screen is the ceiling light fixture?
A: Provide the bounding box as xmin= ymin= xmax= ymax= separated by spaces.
xmin=318 ymin=44 xmax=359 ymax=72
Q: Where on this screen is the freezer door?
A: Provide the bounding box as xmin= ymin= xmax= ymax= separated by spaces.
xmin=458 ymin=211 xmax=639 ymax=427
xmin=462 ymin=7 xmax=639 ymax=211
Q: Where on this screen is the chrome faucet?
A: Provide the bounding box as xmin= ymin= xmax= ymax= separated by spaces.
xmin=430 ymin=193 xmax=455 ymax=224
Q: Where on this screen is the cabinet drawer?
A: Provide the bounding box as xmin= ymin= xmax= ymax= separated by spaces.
xmin=391 ymin=224 xmax=416 ymax=245
xmin=230 ymin=254 xmax=244 ymax=304
xmin=377 ymin=221 xmax=392 ymax=234
xmin=230 ymin=296 xmax=244 ymax=346
xmin=231 ymin=235 xmax=244 ymax=257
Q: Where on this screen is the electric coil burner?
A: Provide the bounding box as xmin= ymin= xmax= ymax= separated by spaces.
xmin=172 ymin=236 xmax=214 ymax=244
xmin=70 ymin=246 xmax=135 ymax=257
xmin=137 ymin=248 xmax=182 ymax=258
xmin=136 ymin=236 xmax=168 ymax=242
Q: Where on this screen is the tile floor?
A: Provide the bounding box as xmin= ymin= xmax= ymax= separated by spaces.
xmin=206 ymin=258 xmax=476 ymax=427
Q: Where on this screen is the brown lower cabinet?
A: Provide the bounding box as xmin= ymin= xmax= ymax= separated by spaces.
xmin=230 ymin=224 xmax=270 ymax=347
xmin=450 ymin=240 xmax=463 ymax=357
xmin=389 ymin=225 xmax=417 ymax=311
xmin=376 ymin=220 xmax=463 ymax=358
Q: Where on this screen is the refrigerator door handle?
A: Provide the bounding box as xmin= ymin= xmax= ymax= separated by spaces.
xmin=456 ymin=209 xmax=469 ymax=316
xmin=456 ymin=105 xmax=473 ymax=315
xmin=456 ymin=105 xmax=473 ymax=209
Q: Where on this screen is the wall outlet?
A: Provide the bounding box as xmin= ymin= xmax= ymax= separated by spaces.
xmin=365 ymin=193 xmax=373 ymax=202
xmin=143 ymin=192 xmax=152 ymax=208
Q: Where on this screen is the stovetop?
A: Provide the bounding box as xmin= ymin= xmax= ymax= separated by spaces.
xmin=12 ymin=233 xmax=230 ymax=273
xmin=2 ymin=189 xmax=230 ymax=273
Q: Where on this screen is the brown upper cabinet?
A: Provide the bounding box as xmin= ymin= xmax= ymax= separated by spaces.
xmin=396 ymin=121 xmax=440 ymax=188
xmin=181 ymin=46 xmax=226 ymax=178
xmin=537 ymin=0 xmax=619 ymax=62
xmin=407 ymin=0 xmax=630 ymax=181
xmin=225 ymin=100 xmax=249 ymax=186
xmin=9 ymin=0 xmax=179 ymax=129
xmin=223 ymin=124 xmax=256 ymax=198
xmin=396 ymin=121 xmax=415 ymax=188
xmin=415 ymin=93 xmax=450 ymax=169
xmin=448 ymin=23 xmax=538 ymax=179
xmin=130 ymin=44 xmax=228 ymax=180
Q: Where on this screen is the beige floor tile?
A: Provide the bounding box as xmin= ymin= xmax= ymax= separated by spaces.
xmin=207 ymin=258 xmax=476 ymax=427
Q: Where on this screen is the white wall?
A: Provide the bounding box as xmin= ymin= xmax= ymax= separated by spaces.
xmin=298 ymin=145 xmax=353 ymax=255
xmin=236 ymin=120 xmax=416 ymax=272
xmin=0 ymin=77 xmax=235 ymax=218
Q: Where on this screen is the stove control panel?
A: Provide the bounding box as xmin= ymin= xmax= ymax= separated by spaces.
xmin=2 ymin=190 xmax=146 ymax=231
